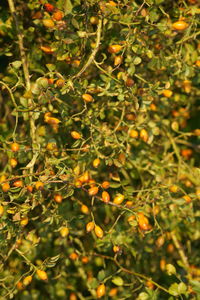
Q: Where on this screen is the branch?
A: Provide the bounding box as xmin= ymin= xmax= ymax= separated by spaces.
xmin=72 ymin=17 xmax=103 ymax=79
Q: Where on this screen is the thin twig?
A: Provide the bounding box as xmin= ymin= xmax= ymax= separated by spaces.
xmin=72 ymin=17 xmax=103 ymax=79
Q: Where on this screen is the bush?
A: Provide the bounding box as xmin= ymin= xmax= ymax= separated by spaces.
xmin=0 ymin=0 xmax=200 ymax=299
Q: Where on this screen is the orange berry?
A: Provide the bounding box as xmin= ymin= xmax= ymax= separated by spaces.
xmin=0 ymin=205 xmax=4 ymax=217
xmin=13 ymin=180 xmax=23 ymax=188
xmin=167 ymin=243 xmax=174 ymax=253
xmin=150 ymin=103 xmax=157 ymax=111
xmin=40 ymin=45 xmax=54 ymax=54
xmin=35 ymin=181 xmax=44 ymax=190
xmin=69 ymin=293 xmax=77 ymax=300
xmin=101 ymin=181 xmax=110 ymax=189
xmin=69 ymin=252 xmax=78 ymax=260
xmin=2 ymin=182 xmax=10 ymax=192
xmin=71 ymin=131 xmax=81 ymax=139
xmin=74 ymin=179 xmax=82 ymax=188
xmin=82 ymin=93 xmax=93 ymax=103
xmin=81 ymin=204 xmax=89 ymax=214
xmin=129 ymin=129 xmax=139 ymax=138
xmin=44 ymin=3 xmax=55 ymax=12
xmin=125 ymin=201 xmax=133 ymax=208
xmin=169 ymin=185 xmax=179 ymax=193
xmin=127 ymin=215 xmax=136 ymax=223
xmin=108 ymin=44 xmax=122 ymax=54
xmin=162 ymin=89 xmax=173 ymax=98
xmin=137 ymin=212 xmax=150 ymax=231
xmin=146 ymin=280 xmax=154 ymax=290
xmin=60 ymin=227 xmax=69 ymax=237
xmin=113 ymin=193 xmax=124 ymax=205
xmin=113 ymin=245 xmax=120 ymax=253
xmin=10 ymin=158 xmax=18 ymax=168
xmin=183 ymin=195 xmax=192 ymax=203
xmin=54 ymin=194 xmax=63 ymax=203
xmin=93 ymin=158 xmax=101 ymax=168
xmin=20 ymin=217 xmax=29 ymax=227
xmin=55 ymin=78 xmax=65 ymax=87
xmin=36 ymin=270 xmax=48 ymax=281
xmin=156 ymin=235 xmax=165 ymax=248
xmin=86 ymin=221 xmax=95 ymax=232
xmin=11 ymin=142 xmax=20 ymax=152
xmin=17 ymin=281 xmax=24 ymax=290
xmin=94 ymin=225 xmax=104 ymax=238
xmin=96 ymin=283 xmax=106 ymax=298
xmin=102 ymin=191 xmax=110 ymax=203
xmin=181 ymin=148 xmax=193 ymax=159
xmin=172 ymin=20 xmax=189 ymax=31
xmin=126 ymin=77 xmax=134 ymax=87
xmin=52 ymin=10 xmax=64 ymax=21
xmin=195 ymin=60 xmax=200 ymax=67
xmin=48 ymin=78 xmax=54 ymax=85
xmin=26 ymin=185 xmax=33 ymax=193
xmin=196 ymin=188 xmax=200 ymax=199
xmin=109 ymin=288 xmax=118 ymax=297
xmin=88 ymin=186 xmax=99 ymax=196
xmin=160 ymin=258 xmax=166 ymax=271
xmin=88 ymin=178 xmax=96 ymax=187
xmin=114 ymin=55 xmax=123 ymax=66
xmin=79 ymin=171 xmax=90 ymax=183
xmin=140 ymin=128 xmax=149 ymax=142
xmin=23 ymin=275 xmax=32 ymax=286
xmin=81 ymin=256 xmax=89 ymax=264
xmin=43 ymin=19 xmax=55 ymax=28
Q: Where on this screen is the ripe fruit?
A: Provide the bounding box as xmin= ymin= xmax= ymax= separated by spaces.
xmin=2 ymin=183 xmax=10 ymax=192
xmin=113 ymin=245 xmax=120 ymax=253
xmin=96 ymin=283 xmax=106 ymax=298
xmin=109 ymin=288 xmax=118 ymax=297
xmin=0 ymin=205 xmax=4 ymax=217
xmin=82 ymin=93 xmax=93 ymax=103
xmin=40 ymin=45 xmax=54 ymax=54
xmin=88 ymin=186 xmax=99 ymax=196
xmin=81 ymin=256 xmax=89 ymax=264
xmin=160 ymin=258 xmax=166 ymax=271
xmin=17 ymin=281 xmax=24 ymax=290
xmin=69 ymin=293 xmax=77 ymax=300
xmin=196 ymin=188 xmax=200 ymax=199
xmin=54 ymin=194 xmax=63 ymax=203
xmin=10 ymin=158 xmax=18 ymax=168
xmin=156 ymin=235 xmax=165 ymax=248
xmin=137 ymin=212 xmax=150 ymax=231
xmin=35 ymin=181 xmax=44 ymax=190
xmin=52 ymin=10 xmax=64 ymax=21
xmin=126 ymin=77 xmax=134 ymax=87
xmin=183 ymin=195 xmax=192 ymax=203
xmin=167 ymin=243 xmax=174 ymax=253
xmin=71 ymin=131 xmax=81 ymax=139
xmin=86 ymin=221 xmax=95 ymax=232
xmin=60 ymin=227 xmax=69 ymax=237
xmin=11 ymin=142 xmax=20 ymax=152
xmin=129 ymin=129 xmax=139 ymax=138
xmin=181 ymin=148 xmax=193 ymax=159
xmin=140 ymin=129 xmax=149 ymax=142
xmin=90 ymin=16 xmax=99 ymax=25
xmin=172 ymin=20 xmax=189 ymax=31
xmin=195 ymin=60 xmax=200 ymax=67
xmin=44 ymin=3 xmax=54 ymax=12
xmin=23 ymin=275 xmax=32 ymax=286
xmin=102 ymin=191 xmax=110 ymax=203
xmin=26 ymin=185 xmax=33 ymax=193
xmin=183 ymin=80 xmax=191 ymax=93
xmin=94 ymin=225 xmax=104 ymax=238
xmin=108 ymin=44 xmax=122 ymax=54
xmin=36 ymin=270 xmax=48 ymax=281
xmin=169 ymin=185 xmax=179 ymax=193
xmin=113 ymin=193 xmax=124 ymax=205
xmin=162 ymin=89 xmax=173 ymax=98
xmin=43 ymin=19 xmax=55 ymax=28
xmin=69 ymin=252 xmax=78 ymax=260
xmin=13 ymin=180 xmax=23 ymax=188
xmin=93 ymin=158 xmax=100 ymax=168
xmin=101 ymin=181 xmax=110 ymax=189
xmin=55 ymin=78 xmax=65 ymax=87
xmin=79 ymin=171 xmax=90 ymax=183
xmin=20 ymin=217 xmax=29 ymax=227
xmin=81 ymin=204 xmax=89 ymax=214
xmin=114 ymin=55 xmax=123 ymax=66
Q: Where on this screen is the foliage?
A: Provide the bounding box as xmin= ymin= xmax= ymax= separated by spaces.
xmin=0 ymin=0 xmax=200 ymax=299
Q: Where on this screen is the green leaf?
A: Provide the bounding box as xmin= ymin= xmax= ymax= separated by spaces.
xmin=166 ymin=264 xmax=176 ymax=276
xmin=97 ymin=270 xmax=106 ymax=281
xmin=12 ymin=60 xmax=22 ymax=69
xmin=111 ymin=276 xmax=124 ymax=286
xmin=133 ymin=57 xmax=142 ymax=65
xmin=64 ymin=0 xmax=73 ymax=14
xmin=178 ymin=282 xmax=187 ymax=294
xmin=169 ymin=283 xmax=179 ymax=296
